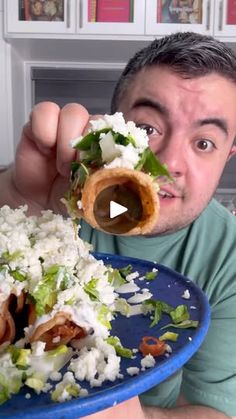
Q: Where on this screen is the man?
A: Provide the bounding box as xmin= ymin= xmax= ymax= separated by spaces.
xmin=0 ymin=32 xmax=236 ymax=418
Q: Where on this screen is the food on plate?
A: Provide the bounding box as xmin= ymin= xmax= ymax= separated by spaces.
xmin=0 ymin=206 xmax=197 ymax=405
xmin=63 ymin=112 xmax=172 ymax=235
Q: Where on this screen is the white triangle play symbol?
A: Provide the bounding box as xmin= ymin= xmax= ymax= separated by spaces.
xmin=110 ymin=201 xmax=128 ymax=219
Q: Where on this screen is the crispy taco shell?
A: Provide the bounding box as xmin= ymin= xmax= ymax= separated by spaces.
xmin=73 ymin=168 xmax=159 ymax=235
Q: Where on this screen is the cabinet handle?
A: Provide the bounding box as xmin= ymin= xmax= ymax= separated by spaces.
xmin=66 ymin=0 xmax=71 ymax=28
xmin=218 ymin=0 xmax=223 ymax=31
xmin=206 ymin=0 xmax=211 ymax=31
xmin=78 ymin=0 xmax=83 ymax=28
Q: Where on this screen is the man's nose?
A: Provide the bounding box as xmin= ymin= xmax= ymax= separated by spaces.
xmin=153 ymin=137 xmax=187 ymax=178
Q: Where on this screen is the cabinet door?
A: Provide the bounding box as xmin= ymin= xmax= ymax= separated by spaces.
xmin=145 ymin=0 xmax=213 ymax=36
xmin=214 ymin=0 xmax=236 ymax=37
xmin=78 ymin=0 xmax=145 ymax=35
xmin=4 ymin=0 xmax=76 ymax=35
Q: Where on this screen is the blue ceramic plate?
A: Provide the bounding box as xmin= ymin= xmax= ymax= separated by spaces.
xmin=0 ymin=253 xmax=210 ymax=419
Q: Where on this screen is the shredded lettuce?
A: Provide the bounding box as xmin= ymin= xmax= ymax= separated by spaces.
xmin=0 ymin=250 xmax=23 ymax=264
xmin=159 ymin=332 xmax=179 ymax=342
xmin=31 ymin=265 xmax=71 ymax=316
xmin=84 ymin=278 xmax=99 ymax=301
xmin=0 ymin=368 xmax=23 ymax=404
xmin=106 ymin=336 xmax=133 ymax=359
xmin=98 ymin=305 xmax=112 ymax=329
xmin=145 ymin=270 xmax=158 ymax=281
xmin=161 ymin=320 xmax=199 ymax=330
xmin=24 ymin=345 xmax=73 ymax=393
xmin=115 ymin=298 xmax=132 ymax=316
xmin=142 ymin=299 xmax=174 ymax=327
xmin=8 ymin=346 xmax=31 ymax=369
xmin=170 ymin=304 xmax=190 ymax=324
xmin=135 ymin=148 xmax=173 ymax=181
xmin=142 ymin=299 xmax=197 ymax=330
xmin=108 ymin=269 xmax=126 ymax=288
xmin=0 ymin=353 xmax=24 ymax=404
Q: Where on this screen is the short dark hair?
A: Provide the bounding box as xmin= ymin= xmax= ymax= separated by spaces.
xmin=111 ymin=32 xmax=236 ymax=113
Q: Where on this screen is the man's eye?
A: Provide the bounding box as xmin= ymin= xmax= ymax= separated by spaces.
xmin=137 ymin=124 xmax=159 ymax=136
xmin=196 ymin=139 xmax=215 ymax=152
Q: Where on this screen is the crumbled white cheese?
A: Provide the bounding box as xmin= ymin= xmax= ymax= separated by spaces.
xmin=141 ymin=354 xmax=156 ymax=370
xmin=181 ymin=289 xmax=190 ymax=299
xmin=127 ymin=367 xmax=140 ymax=376
xmin=72 ymin=112 xmax=150 ymax=170
xmin=77 ymin=200 xmax=83 ymax=210
xmin=127 ymin=291 xmax=152 ymax=304
xmin=116 ymin=282 xmax=140 ymax=294
xmin=69 ymin=337 xmax=121 ymax=387
xmin=31 ymin=341 xmax=46 ymax=356
xmin=51 ymin=372 xmax=83 ymax=402
xmin=50 ymin=371 xmax=62 ymax=382
xmin=165 ymin=344 xmax=172 ymax=353
xmin=126 ymin=272 xmax=140 ymax=282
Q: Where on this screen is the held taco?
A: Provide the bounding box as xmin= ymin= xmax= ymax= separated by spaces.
xmin=64 ymin=113 xmax=172 ymax=235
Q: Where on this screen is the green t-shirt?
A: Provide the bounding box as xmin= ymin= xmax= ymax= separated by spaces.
xmin=80 ymin=199 xmax=236 ymax=416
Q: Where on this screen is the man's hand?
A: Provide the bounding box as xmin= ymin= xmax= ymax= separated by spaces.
xmin=83 ymin=395 xmax=231 ymax=419
xmin=1 ymin=101 xmax=89 ymax=214
xmin=84 ymin=397 xmax=145 ymax=419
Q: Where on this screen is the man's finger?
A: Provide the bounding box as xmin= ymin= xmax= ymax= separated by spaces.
xmin=57 ymin=103 xmax=89 ymax=176
xmin=30 ymin=101 xmax=61 ymax=148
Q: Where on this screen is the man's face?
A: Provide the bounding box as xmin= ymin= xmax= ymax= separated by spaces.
xmin=118 ymin=66 xmax=236 ymax=235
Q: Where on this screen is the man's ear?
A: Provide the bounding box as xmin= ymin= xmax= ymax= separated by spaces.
xmin=227 ymin=144 xmax=236 ymax=161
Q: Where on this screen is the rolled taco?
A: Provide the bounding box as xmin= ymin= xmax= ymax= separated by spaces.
xmin=0 ymin=298 xmax=15 ymax=345
xmin=28 ymin=306 xmax=86 ymax=350
xmin=64 ymin=112 xmax=172 ymax=235
xmin=0 ymin=292 xmax=26 ymax=345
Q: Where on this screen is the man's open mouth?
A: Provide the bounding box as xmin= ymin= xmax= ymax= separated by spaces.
xmin=158 ymin=190 xmax=175 ymax=199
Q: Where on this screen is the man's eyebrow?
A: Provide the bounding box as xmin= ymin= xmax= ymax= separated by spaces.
xmin=132 ymin=98 xmax=169 ymax=116
xmin=198 ymin=118 xmax=228 ymax=136
xmin=132 ymin=101 xmax=229 ymax=136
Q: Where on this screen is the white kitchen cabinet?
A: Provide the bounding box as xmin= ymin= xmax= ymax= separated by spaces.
xmin=4 ymin=0 xmax=76 ymax=35
xmin=4 ymin=0 xmax=145 ymax=38
xmin=145 ymin=0 xmax=236 ymax=40
xmin=145 ymin=0 xmax=213 ymax=36
xmin=3 ymin=1 xmax=236 ymax=39
xmin=78 ymin=0 xmax=145 ymax=35
xmin=214 ymin=0 xmax=236 ymax=38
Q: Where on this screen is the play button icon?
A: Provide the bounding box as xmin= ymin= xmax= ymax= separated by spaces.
xmin=93 ymin=184 xmax=143 ymax=234
xmin=110 ymin=200 xmax=128 ymax=218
